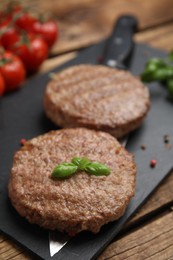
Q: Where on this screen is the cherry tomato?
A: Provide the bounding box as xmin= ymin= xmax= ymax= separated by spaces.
xmin=31 ymin=20 xmax=58 ymax=48
xmin=0 ymin=25 xmax=19 ymax=49
xmin=0 ymin=51 xmax=26 ymax=92
xmin=0 ymin=73 xmax=5 ymax=96
xmin=15 ymin=12 xmax=38 ymax=31
xmin=9 ymin=35 xmax=48 ymax=72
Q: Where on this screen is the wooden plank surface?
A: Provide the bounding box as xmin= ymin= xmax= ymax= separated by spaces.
xmin=46 ymin=0 xmax=173 ymax=54
xmin=1 ymin=0 xmax=173 ymax=259
xmin=6 ymin=0 xmax=173 ymax=54
xmin=99 ymin=211 xmax=173 ymax=259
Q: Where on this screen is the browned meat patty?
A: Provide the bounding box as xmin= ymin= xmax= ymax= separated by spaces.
xmin=8 ymin=128 xmax=136 ymax=234
xmin=44 ymin=64 xmax=150 ymax=138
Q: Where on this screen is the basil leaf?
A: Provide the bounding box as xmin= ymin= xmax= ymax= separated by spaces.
xmin=85 ymin=162 xmax=111 ymax=176
xmin=71 ymin=157 xmax=82 ymax=166
xmin=141 ymin=58 xmax=168 ymax=82
xmin=153 ymin=67 xmax=173 ymax=81
xmin=146 ymin=58 xmax=167 ymax=70
xmin=140 ymin=54 xmax=173 ymax=99
xmin=72 ymin=157 xmax=90 ymax=170
xmin=52 ymin=162 xmax=77 ymax=179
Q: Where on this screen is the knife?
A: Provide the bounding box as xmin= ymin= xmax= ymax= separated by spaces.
xmin=102 ymin=15 xmax=137 ymax=69
xmin=49 ymin=15 xmax=138 ymax=257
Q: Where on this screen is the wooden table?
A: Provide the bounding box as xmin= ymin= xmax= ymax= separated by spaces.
xmin=1 ymin=0 xmax=173 ymax=259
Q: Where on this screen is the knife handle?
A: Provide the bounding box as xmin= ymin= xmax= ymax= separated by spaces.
xmin=102 ymin=15 xmax=138 ymax=68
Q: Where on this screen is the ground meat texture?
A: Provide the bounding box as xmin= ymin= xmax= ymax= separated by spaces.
xmin=8 ymin=128 xmax=136 ymax=234
xmin=44 ymin=64 xmax=150 ymax=138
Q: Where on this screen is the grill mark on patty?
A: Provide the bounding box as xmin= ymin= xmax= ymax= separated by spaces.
xmin=44 ymin=65 xmax=150 ymax=138
xmin=50 ymin=66 xmax=114 ymax=91
xmin=59 ymin=80 xmax=149 ymax=123
xmin=49 ymin=70 xmax=127 ymax=101
xmin=50 ymin=74 xmax=133 ymax=115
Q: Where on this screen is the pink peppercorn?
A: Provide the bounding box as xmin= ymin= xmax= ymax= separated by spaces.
xmin=150 ymin=159 xmax=157 ymax=168
xmin=20 ymin=138 xmax=26 ymax=146
xmin=68 ymin=232 xmax=76 ymax=237
xmin=97 ymin=56 xmax=103 ymax=64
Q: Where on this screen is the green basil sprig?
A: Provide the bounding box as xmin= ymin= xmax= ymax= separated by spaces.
xmin=51 ymin=157 xmax=111 ymax=179
xmin=52 ymin=163 xmax=77 ymax=178
xmin=140 ymin=53 xmax=173 ymax=99
xmin=85 ymin=162 xmax=111 ymax=176
xmin=71 ymin=157 xmax=90 ymax=170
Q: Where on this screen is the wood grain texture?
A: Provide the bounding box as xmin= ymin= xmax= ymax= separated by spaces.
xmin=47 ymin=0 xmax=173 ymax=54
xmin=39 ymin=52 xmax=77 ymax=73
xmin=10 ymin=0 xmax=173 ymax=54
xmin=1 ymin=0 xmax=173 ymax=259
xmin=0 ymin=236 xmax=30 ymax=260
xmin=127 ymin=172 xmax=173 ymax=226
xmin=135 ymin=22 xmax=173 ymax=51
xmin=99 ymin=211 xmax=173 ymax=259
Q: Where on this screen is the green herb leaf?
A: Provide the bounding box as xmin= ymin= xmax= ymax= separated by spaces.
xmin=141 ymin=58 xmax=168 ymax=82
xmin=140 ymin=53 xmax=173 ymax=99
xmin=52 ymin=162 xmax=77 ymax=179
xmin=154 ymin=67 xmax=173 ymax=81
xmin=72 ymin=157 xmax=91 ymax=170
xmin=52 ymin=158 xmax=111 ymax=179
xmin=85 ymin=162 xmax=111 ymax=176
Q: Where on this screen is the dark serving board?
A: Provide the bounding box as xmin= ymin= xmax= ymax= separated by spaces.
xmin=0 ymin=42 xmax=173 ymax=260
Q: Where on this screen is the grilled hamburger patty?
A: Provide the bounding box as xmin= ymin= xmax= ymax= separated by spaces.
xmin=8 ymin=128 xmax=136 ymax=233
xmin=44 ymin=64 xmax=150 ymax=138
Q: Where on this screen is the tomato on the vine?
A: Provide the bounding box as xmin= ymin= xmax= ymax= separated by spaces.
xmin=31 ymin=20 xmax=58 ymax=48
xmin=0 ymin=25 xmax=19 ymax=49
xmin=0 ymin=51 xmax=26 ymax=92
xmin=0 ymin=72 xmax=5 ymax=96
xmin=15 ymin=12 xmax=38 ymax=31
xmin=9 ymin=34 xmax=48 ymax=72
xmin=0 ymin=3 xmax=22 ymax=24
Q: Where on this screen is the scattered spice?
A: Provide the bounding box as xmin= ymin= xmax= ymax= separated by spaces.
xmin=68 ymin=232 xmax=76 ymax=237
xmin=97 ymin=56 xmax=103 ymax=64
xmin=20 ymin=138 xmax=26 ymax=146
xmin=140 ymin=144 xmax=146 ymax=150
xmin=150 ymin=159 xmax=157 ymax=168
xmin=165 ymin=143 xmax=172 ymax=150
xmin=163 ymin=134 xmax=170 ymax=143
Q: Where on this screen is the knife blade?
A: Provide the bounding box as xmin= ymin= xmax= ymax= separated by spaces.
xmin=49 ymin=15 xmax=138 ymax=257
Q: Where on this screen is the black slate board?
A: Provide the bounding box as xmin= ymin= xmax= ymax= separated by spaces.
xmin=0 ymin=42 xmax=173 ymax=260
